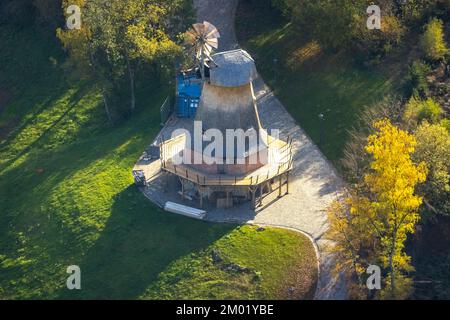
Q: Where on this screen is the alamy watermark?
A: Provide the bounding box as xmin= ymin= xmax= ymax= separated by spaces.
xmin=366 ymin=265 xmax=381 ymax=290
xmin=66 ymin=5 xmax=82 ymax=30
xmin=167 ymin=121 xmax=281 ymax=166
xmin=367 ymin=5 xmax=381 ymax=30
xmin=66 ymin=265 xmax=81 ymax=290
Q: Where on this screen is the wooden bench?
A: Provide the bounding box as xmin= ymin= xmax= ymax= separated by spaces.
xmin=164 ymin=202 xmax=206 ymax=220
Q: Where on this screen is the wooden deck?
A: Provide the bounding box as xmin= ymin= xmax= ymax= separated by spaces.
xmin=159 ymin=133 xmax=293 ymax=187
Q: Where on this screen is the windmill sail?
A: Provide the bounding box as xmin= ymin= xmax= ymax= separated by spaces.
xmin=184 ymin=21 xmax=220 ymax=79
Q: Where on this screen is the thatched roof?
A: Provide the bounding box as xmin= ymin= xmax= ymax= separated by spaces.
xmin=194 ymin=49 xmax=265 ymax=159
xmin=195 ymin=82 xmax=266 ymax=159
xmin=196 ymin=82 xmax=261 ymax=132
xmin=208 ymin=50 xmax=257 ymax=87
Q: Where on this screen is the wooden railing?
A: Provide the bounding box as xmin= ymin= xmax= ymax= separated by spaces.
xmin=160 ymin=134 xmax=293 ymax=187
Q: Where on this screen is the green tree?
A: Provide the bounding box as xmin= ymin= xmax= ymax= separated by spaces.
xmin=399 ymin=0 xmax=442 ymax=23
xmin=413 ymin=122 xmax=450 ymax=215
xmin=420 ymin=18 xmax=448 ymax=61
xmin=57 ymin=0 xmax=114 ymax=122
xmin=273 ymin=0 xmax=365 ymax=50
xmin=32 ymin=0 xmax=63 ymax=27
xmin=441 ymin=118 xmax=450 ymax=132
xmin=105 ymin=0 xmax=185 ymax=114
xmin=403 ymin=95 xmax=443 ymax=126
xmin=406 ymin=60 xmax=430 ymax=98
xmin=57 ymin=0 xmax=191 ymax=120
xmin=354 ymin=1 xmax=406 ymax=63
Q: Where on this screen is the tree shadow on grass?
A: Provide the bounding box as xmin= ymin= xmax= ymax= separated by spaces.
xmin=0 ymin=84 xmax=91 ymax=173
xmin=58 ymin=186 xmax=237 ymax=300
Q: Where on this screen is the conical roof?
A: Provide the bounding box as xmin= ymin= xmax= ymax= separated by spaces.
xmin=194 ymin=49 xmax=266 ymax=161
xmin=195 ymin=82 xmax=261 ymax=133
xmin=208 ymin=49 xmax=257 ymax=87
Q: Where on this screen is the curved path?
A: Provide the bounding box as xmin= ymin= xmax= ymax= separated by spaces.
xmin=192 ymin=0 xmax=347 ymax=299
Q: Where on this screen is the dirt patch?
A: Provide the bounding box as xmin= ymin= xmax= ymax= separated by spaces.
xmin=276 ymin=241 xmax=319 ymax=300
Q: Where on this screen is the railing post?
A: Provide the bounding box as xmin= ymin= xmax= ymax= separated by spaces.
xmin=278 ymin=175 xmax=282 ymax=198
xmin=286 ymin=172 xmax=290 ymax=195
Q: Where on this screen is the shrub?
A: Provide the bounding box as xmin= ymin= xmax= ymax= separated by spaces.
xmin=341 ymin=97 xmax=404 ymax=183
xmin=413 ymin=122 xmax=450 ymax=215
xmin=355 ymin=15 xmax=405 ymax=64
xmin=406 ymin=60 xmax=430 ymax=98
xmin=273 ymin=0 xmax=363 ymax=50
xmin=441 ymin=119 xmax=450 ymax=132
xmin=403 ymin=96 xmax=443 ymax=125
xmin=420 ymin=18 xmax=449 ymax=61
xmin=418 ymin=98 xmax=443 ymax=123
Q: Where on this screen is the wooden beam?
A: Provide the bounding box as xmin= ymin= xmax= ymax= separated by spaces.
xmin=181 ymin=178 xmax=185 ymax=201
xmin=286 ymin=172 xmax=290 ymax=195
xmin=250 ymin=187 xmax=256 ymax=210
xmin=278 ymin=175 xmax=282 ymax=198
xmin=259 ymin=185 xmax=263 ymax=207
xmin=200 ymin=193 xmax=203 ymax=209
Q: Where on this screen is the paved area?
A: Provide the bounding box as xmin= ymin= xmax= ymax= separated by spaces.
xmin=196 ymin=0 xmax=347 ymax=300
xmin=193 ymin=0 xmax=239 ymax=51
xmin=138 ymin=0 xmax=348 ymax=299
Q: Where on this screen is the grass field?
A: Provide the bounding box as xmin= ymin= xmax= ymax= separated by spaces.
xmin=0 ymin=26 xmax=317 ymax=299
xmin=236 ymin=0 xmax=404 ymax=163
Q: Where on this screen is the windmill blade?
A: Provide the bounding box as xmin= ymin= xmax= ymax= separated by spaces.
xmin=184 ymin=21 xmax=220 ymax=79
xmin=192 ymin=23 xmax=205 ymax=36
xmin=195 ymin=49 xmax=202 ymax=60
xmin=206 ymin=29 xmax=220 ymax=40
xmin=205 ymin=38 xmax=219 ymax=49
xmin=203 ymin=21 xmax=215 ymax=33
xmin=203 ymin=21 xmax=220 ymax=39
xmin=204 ymin=44 xmax=213 ymax=57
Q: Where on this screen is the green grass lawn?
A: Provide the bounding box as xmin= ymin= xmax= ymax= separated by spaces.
xmin=0 ymin=26 xmax=317 ymax=300
xmin=236 ymin=0 xmax=404 ymax=163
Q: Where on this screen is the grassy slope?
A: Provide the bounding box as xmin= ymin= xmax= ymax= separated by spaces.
xmin=236 ymin=1 xmax=403 ymax=163
xmin=235 ymin=1 xmax=450 ymax=300
xmin=0 ymin=26 xmax=317 ymax=300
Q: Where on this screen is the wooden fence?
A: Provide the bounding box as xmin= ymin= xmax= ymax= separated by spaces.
xmin=160 ymin=95 xmax=172 ymax=125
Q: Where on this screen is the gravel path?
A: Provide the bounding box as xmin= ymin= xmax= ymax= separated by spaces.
xmin=192 ymin=0 xmax=347 ymax=299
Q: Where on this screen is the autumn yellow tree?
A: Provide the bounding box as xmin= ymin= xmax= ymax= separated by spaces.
xmin=327 ymin=119 xmax=427 ymax=299
xmin=365 ymin=119 xmax=427 ymax=299
xmin=326 ymin=198 xmax=377 ymax=299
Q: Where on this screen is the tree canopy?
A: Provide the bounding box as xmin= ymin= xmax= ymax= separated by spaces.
xmin=328 ymin=120 xmax=427 ymax=299
xmin=57 ymin=0 xmax=192 ymax=121
xmin=420 ymin=18 xmax=449 ymax=61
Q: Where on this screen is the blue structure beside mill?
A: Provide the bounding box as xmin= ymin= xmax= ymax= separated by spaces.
xmin=176 ymin=71 xmax=202 ymax=118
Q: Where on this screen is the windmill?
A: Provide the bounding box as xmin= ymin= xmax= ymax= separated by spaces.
xmin=184 ymin=21 xmax=220 ymax=81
